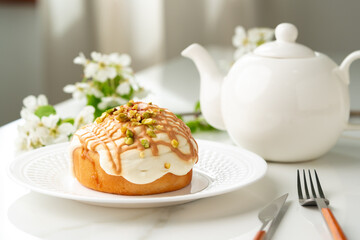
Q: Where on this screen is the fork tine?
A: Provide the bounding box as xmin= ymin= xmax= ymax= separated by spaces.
xmin=297 ymin=169 xmax=303 ymax=200
xmin=303 ymin=170 xmax=310 ymax=199
xmin=314 ymin=169 xmax=326 ymax=198
xmin=308 ymin=169 xmax=317 ymax=198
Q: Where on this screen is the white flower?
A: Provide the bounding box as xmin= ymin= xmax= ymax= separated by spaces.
xmin=108 ymin=53 xmax=131 ymax=66
xmin=248 ymin=28 xmax=274 ymax=43
xmin=73 ymin=52 xmax=88 ymax=65
xmin=42 ymin=114 xmax=59 ymax=129
xmin=16 ymin=94 xmax=76 ymax=151
xmin=95 ymin=65 xmax=117 ymax=82
xmin=90 ymin=52 xmax=131 ymax=67
xmin=232 ymin=26 xmax=274 ymax=60
xmin=16 ymin=116 xmax=49 ymax=150
xmin=63 ymin=84 xmax=78 ymax=96
xmin=53 ymin=123 xmax=74 ymax=143
xmin=84 ymin=62 xmax=97 ymax=78
xmin=74 ymin=106 xmax=95 ymax=129
xmin=98 ymin=96 xmax=127 ymax=110
xmin=20 ymin=108 xmax=39 ymax=123
xmin=64 ymin=82 xmax=104 ymax=99
xmin=41 ymin=115 xmax=74 ymax=145
xmin=91 ymin=52 xmax=107 ymax=63
xmin=84 ymin=62 xmax=117 ymax=82
xmin=16 ymin=123 xmax=41 ymax=150
xmin=232 ymin=26 xmax=247 ymax=48
xmin=16 ymin=124 xmax=47 ymax=150
xmin=89 ymin=88 xmax=104 ymax=98
xmin=23 ymin=94 xmax=48 ymax=112
xmin=33 ymin=125 xmax=51 ymax=146
xmin=37 ymin=94 xmax=48 ymax=106
xmin=116 ymin=81 xmax=131 ymax=95
xmin=23 ymin=95 xmax=38 ymax=112
xmin=232 ymin=26 xmax=256 ymax=59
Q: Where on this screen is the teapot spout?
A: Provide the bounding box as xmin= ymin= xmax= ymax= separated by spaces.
xmin=182 ymin=44 xmax=226 ymax=130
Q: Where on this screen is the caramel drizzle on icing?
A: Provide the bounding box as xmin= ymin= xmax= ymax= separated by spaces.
xmin=73 ymin=102 xmax=198 ymax=175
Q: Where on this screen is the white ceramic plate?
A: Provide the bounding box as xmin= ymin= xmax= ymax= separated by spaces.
xmin=8 ymin=139 xmax=267 ymax=208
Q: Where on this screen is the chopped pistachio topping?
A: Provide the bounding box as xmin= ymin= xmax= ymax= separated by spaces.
xmin=142 ymin=118 xmax=156 ymax=125
xmin=139 ymin=151 xmax=145 ymax=158
xmin=171 ymin=139 xmax=179 ymax=148
xmin=132 ymin=104 xmax=138 ymax=110
xmin=131 ymin=122 xmax=142 ymax=126
xmin=121 ymin=125 xmax=128 ymax=134
xmin=115 ymin=106 xmax=125 ymax=114
xmin=124 ymin=137 xmax=134 ymax=145
xmin=148 ymin=124 xmax=155 ymax=130
xmin=116 ymin=113 xmax=129 ymax=122
xmin=146 ymin=129 xmax=156 ymax=138
xmin=156 ymin=125 xmax=164 ymax=130
xmin=142 ymin=111 xmax=151 ymax=119
xmin=129 ymin=110 xmax=137 ymax=118
xmin=126 ymin=129 xmax=134 ymax=138
xmin=164 ymin=163 xmax=171 ymax=169
xmin=96 ymin=112 xmax=108 ymax=123
xmin=127 ymin=100 xmax=134 ymax=107
xmin=141 ymin=139 xmax=150 ymax=148
xmin=106 ymin=108 xmax=115 ymax=114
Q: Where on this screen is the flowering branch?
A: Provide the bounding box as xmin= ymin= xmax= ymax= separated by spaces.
xmin=64 ymin=52 xmax=146 ymax=118
xmin=17 ymin=51 xmax=147 ymax=151
xmin=16 ymin=95 xmax=95 ymax=151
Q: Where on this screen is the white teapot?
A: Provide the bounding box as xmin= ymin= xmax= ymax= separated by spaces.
xmin=182 ymin=23 xmax=360 ymax=162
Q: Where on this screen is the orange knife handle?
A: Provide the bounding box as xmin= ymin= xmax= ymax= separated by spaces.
xmin=321 ymin=208 xmax=347 ymax=240
xmin=254 ymin=230 xmax=266 ymax=240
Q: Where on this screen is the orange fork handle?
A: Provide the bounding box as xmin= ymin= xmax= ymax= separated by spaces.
xmin=253 ymin=230 xmax=266 ymax=240
xmin=321 ymin=208 xmax=347 ymax=240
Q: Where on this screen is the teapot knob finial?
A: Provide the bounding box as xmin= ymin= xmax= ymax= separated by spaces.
xmin=275 ymin=23 xmax=298 ymax=43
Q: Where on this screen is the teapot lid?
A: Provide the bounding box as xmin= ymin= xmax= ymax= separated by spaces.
xmin=254 ymin=23 xmax=315 ymax=58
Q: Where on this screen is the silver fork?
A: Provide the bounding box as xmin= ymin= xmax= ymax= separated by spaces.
xmin=297 ymin=169 xmax=347 ymax=240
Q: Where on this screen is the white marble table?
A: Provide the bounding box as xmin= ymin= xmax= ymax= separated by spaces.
xmin=1 ymin=49 xmax=360 ymax=240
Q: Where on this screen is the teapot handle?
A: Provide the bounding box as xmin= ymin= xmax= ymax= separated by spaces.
xmin=339 ymin=51 xmax=360 ymax=130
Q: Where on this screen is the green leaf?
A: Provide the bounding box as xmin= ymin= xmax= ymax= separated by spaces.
xmin=186 ymin=120 xmax=200 ymax=132
xmin=94 ymin=109 xmax=103 ymax=118
xmin=101 ymin=80 xmax=113 ymax=96
xmin=58 ymin=118 xmax=74 ymax=125
xmin=194 ymin=100 xmax=201 ymax=112
xmin=184 ymin=117 xmax=217 ymax=133
xmin=86 ymin=94 xmax=103 ymax=118
xmin=113 ymin=75 xmax=121 ymax=86
xmin=34 ymin=105 xmax=56 ymax=118
xmin=175 ymin=114 xmax=184 ymax=121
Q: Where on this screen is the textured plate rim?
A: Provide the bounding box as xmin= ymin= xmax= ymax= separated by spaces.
xmin=8 ymin=139 xmax=267 ymax=204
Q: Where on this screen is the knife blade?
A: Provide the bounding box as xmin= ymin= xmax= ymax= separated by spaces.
xmin=254 ymin=193 xmax=288 ymax=240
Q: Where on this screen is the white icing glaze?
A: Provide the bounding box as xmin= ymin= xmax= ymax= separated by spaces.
xmin=70 ymin=131 xmax=197 ymax=184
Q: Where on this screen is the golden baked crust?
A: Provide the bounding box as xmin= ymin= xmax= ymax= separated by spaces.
xmin=73 ymin=147 xmax=193 ymax=195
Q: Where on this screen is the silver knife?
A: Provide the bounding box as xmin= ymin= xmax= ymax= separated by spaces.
xmin=254 ymin=193 xmax=288 ymax=240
